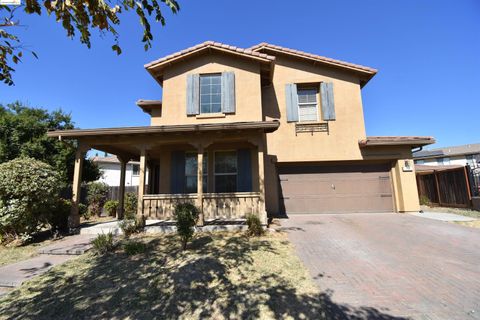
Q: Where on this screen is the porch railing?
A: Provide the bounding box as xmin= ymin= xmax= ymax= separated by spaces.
xmin=142 ymin=192 xmax=261 ymax=221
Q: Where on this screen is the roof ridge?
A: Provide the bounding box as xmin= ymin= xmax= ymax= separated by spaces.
xmin=249 ymin=42 xmax=377 ymax=74
xmin=145 ymin=41 xmax=275 ymax=69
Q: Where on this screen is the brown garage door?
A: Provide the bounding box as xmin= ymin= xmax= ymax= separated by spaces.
xmin=278 ymin=163 xmax=394 ymax=214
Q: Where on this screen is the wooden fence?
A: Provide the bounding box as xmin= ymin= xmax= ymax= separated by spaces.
xmin=416 ymin=166 xmax=472 ymax=208
xmin=108 ymin=186 xmax=138 ymax=201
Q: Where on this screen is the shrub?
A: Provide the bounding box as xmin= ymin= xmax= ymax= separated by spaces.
xmin=124 ymin=192 xmax=138 ymax=219
xmin=123 ymin=240 xmax=146 ymax=255
xmin=119 ymin=219 xmax=138 ymax=238
xmin=48 ymin=199 xmax=71 ymax=234
xmin=91 ymin=233 xmax=115 ymax=254
xmin=87 ymin=182 xmax=109 ymax=217
xmin=79 ymin=203 xmax=89 ymax=220
xmin=246 ymin=214 xmax=264 ymax=237
xmin=419 ymin=195 xmax=431 ymax=206
xmin=104 ymin=200 xmax=118 ymax=217
xmin=0 ymin=157 xmax=63 ymax=242
xmin=174 ymin=203 xmax=199 ymax=250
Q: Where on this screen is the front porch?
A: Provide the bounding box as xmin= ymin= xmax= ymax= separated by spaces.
xmin=47 ymin=121 xmax=279 ymax=228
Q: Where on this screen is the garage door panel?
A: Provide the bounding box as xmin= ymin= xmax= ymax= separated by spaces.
xmin=279 ymin=164 xmax=394 ymax=214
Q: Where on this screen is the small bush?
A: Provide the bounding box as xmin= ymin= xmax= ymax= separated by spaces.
xmin=419 ymin=195 xmax=431 ymax=206
xmin=123 ymin=240 xmax=146 ymax=255
xmin=91 ymin=233 xmax=115 ymax=254
xmin=87 ymin=182 xmax=109 ymax=217
xmin=0 ymin=157 xmax=63 ymax=243
xmin=246 ymin=214 xmax=264 ymax=237
xmin=174 ymin=203 xmax=199 ymax=250
xmin=104 ymin=200 xmax=118 ymax=217
xmin=119 ymin=219 xmax=138 ymax=238
xmin=79 ymin=203 xmax=89 ymax=220
xmin=48 ymin=199 xmax=71 ymax=234
xmin=124 ymin=192 xmax=138 ymax=219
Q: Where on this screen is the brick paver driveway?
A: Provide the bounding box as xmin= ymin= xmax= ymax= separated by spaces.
xmin=282 ymin=213 xmax=480 ymax=320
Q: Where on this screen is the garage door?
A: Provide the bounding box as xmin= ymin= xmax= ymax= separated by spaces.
xmin=278 ymin=163 xmax=394 ymax=214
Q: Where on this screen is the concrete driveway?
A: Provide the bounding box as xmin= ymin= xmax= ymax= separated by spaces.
xmin=281 ymin=213 xmax=480 ymax=319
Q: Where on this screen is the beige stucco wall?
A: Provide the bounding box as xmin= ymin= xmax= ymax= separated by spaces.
xmin=152 ymin=52 xmax=263 ymax=125
xmin=391 ymin=159 xmax=420 ymax=212
xmin=263 ymin=55 xmax=367 ymax=162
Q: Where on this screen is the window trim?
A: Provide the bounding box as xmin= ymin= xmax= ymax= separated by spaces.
xmin=296 ymin=86 xmax=320 ymax=123
xmin=199 ymin=73 xmax=222 ymax=114
xmin=213 ymin=150 xmax=238 ymax=193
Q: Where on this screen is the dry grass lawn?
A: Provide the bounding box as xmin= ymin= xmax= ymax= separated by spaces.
xmin=421 ymin=205 xmax=480 ymax=219
xmin=0 ymin=232 xmax=330 ymax=319
xmin=0 ymin=238 xmax=55 ymax=267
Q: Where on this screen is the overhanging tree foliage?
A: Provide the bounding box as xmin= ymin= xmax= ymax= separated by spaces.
xmin=0 ymin=0 xmax=179 ymax=85
xmin=0 ymin=101 xmax=100 ymax=183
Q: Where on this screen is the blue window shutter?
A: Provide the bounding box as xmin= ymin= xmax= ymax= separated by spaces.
xmin=237 ymin=149 xmax=252 ymax=192
xmin=186 ymin=74 xmax=200 ymax=115
xmin=285 ymin=83 xmax=299 ymax=122
xmin=170 ymin=151 xmax=186 ymax=194
xmin=221 ymin=72 xmax=235 ymax=113
xmin=321 ymin=82 xmax=336 ymax=120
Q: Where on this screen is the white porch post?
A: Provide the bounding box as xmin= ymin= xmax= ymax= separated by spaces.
xmin=137 ymin=147 xmax=147 ymax=226
xmin=70 ymin=144 xmax=87 ymax=229
xmin=118 ymin=158 xmax=127 ymax=220
xmin=197 ymin=148 xmax=204 ymax=226
xmin=257 ymin=140 xmax=267 ymax=225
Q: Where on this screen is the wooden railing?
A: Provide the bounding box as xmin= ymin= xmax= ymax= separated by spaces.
xmin=142 ymin=194 xmax=196 ymax=220
xmin=142 ymin=192 xmax=261 ymax=221
xmin=202 ymin=192 xmax=261 ymax=221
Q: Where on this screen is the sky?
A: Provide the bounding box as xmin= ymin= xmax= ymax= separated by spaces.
xmin=1 ymin=0 xmax=480 ymax=149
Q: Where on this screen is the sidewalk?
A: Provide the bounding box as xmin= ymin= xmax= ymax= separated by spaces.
xmin=411 ymin=211 xmax=478 ymax=222
xmin=0 ymin=234 xmax=95 ymax=295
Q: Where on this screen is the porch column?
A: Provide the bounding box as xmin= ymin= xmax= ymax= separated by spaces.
xmin=70 ymin=144 xmax=87 ymax=229
xmin=197 ymin=148 xmax=204 ymax=226
xmin=257 ymin=140 xmax=267 ymax=225
xmin=136 ymin=147 xmax=147 ymax=226
xmin=117 ymin=157 xmax=127 ymax=220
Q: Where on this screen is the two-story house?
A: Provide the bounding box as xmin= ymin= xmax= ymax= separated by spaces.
xmin=48 ymin=41 xmax=434 ymax=228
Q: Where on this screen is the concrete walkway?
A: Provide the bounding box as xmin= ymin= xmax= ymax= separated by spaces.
xmin=411 ymin=211 xmax=478 ymax=222
xmin=0 ymin=234 xmax=95 ymax=295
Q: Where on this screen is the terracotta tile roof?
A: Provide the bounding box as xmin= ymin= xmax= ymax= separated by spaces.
xmin=249 ymin=42 xmax=377 ymax=75
xmin=144 ymin=41 xmax=276 ymax=69
xmin=359 ymin=136 xmax=435 ymax=147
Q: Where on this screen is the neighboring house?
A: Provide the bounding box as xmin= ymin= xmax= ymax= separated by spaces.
xmin=47 ymin=41 xmax=434 ymax=227
xmin=414 ymin=143 xmax=480 ymax=167
xmin=92 ymin=156 xmax=141 ymax=187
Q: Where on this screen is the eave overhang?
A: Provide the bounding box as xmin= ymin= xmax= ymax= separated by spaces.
xmin=359 ymin=136 xmax=435 ymax=148
xmin=47 ymin=121 xmax=280 ymax=139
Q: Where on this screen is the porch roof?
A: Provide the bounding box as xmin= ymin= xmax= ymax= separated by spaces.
xmin=46 ymin=121 xmax=280 ymax=139
xmin=358 ymin=136 xmax=435 ymax=148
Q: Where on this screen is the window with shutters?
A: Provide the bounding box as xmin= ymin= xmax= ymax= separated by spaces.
xmin=200 ymin=74 xmax=222 ymax=114
xmin=214 ymin=151 xmax=237 ymax=193
xmin=185 ymin=152 xmax=208 ymax=193
xmin=297 ymin=88 xmax=319 ymax=122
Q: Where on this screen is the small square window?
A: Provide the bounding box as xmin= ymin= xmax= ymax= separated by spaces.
xmin=132 ymin=164 xmax=140 ymax=176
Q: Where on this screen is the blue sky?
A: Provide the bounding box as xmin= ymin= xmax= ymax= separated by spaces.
xmin=2 ymin=0 xmax=480 ymax=149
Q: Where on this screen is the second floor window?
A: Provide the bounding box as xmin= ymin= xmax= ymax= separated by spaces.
xmin=297 ymin=88 xmax=318 ymax=122
xmin=200 ymin=74 xmax=222 ymax=114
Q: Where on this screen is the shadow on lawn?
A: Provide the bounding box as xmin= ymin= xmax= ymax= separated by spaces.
xmin=0 ymin=234 xmax=407 ymax=320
